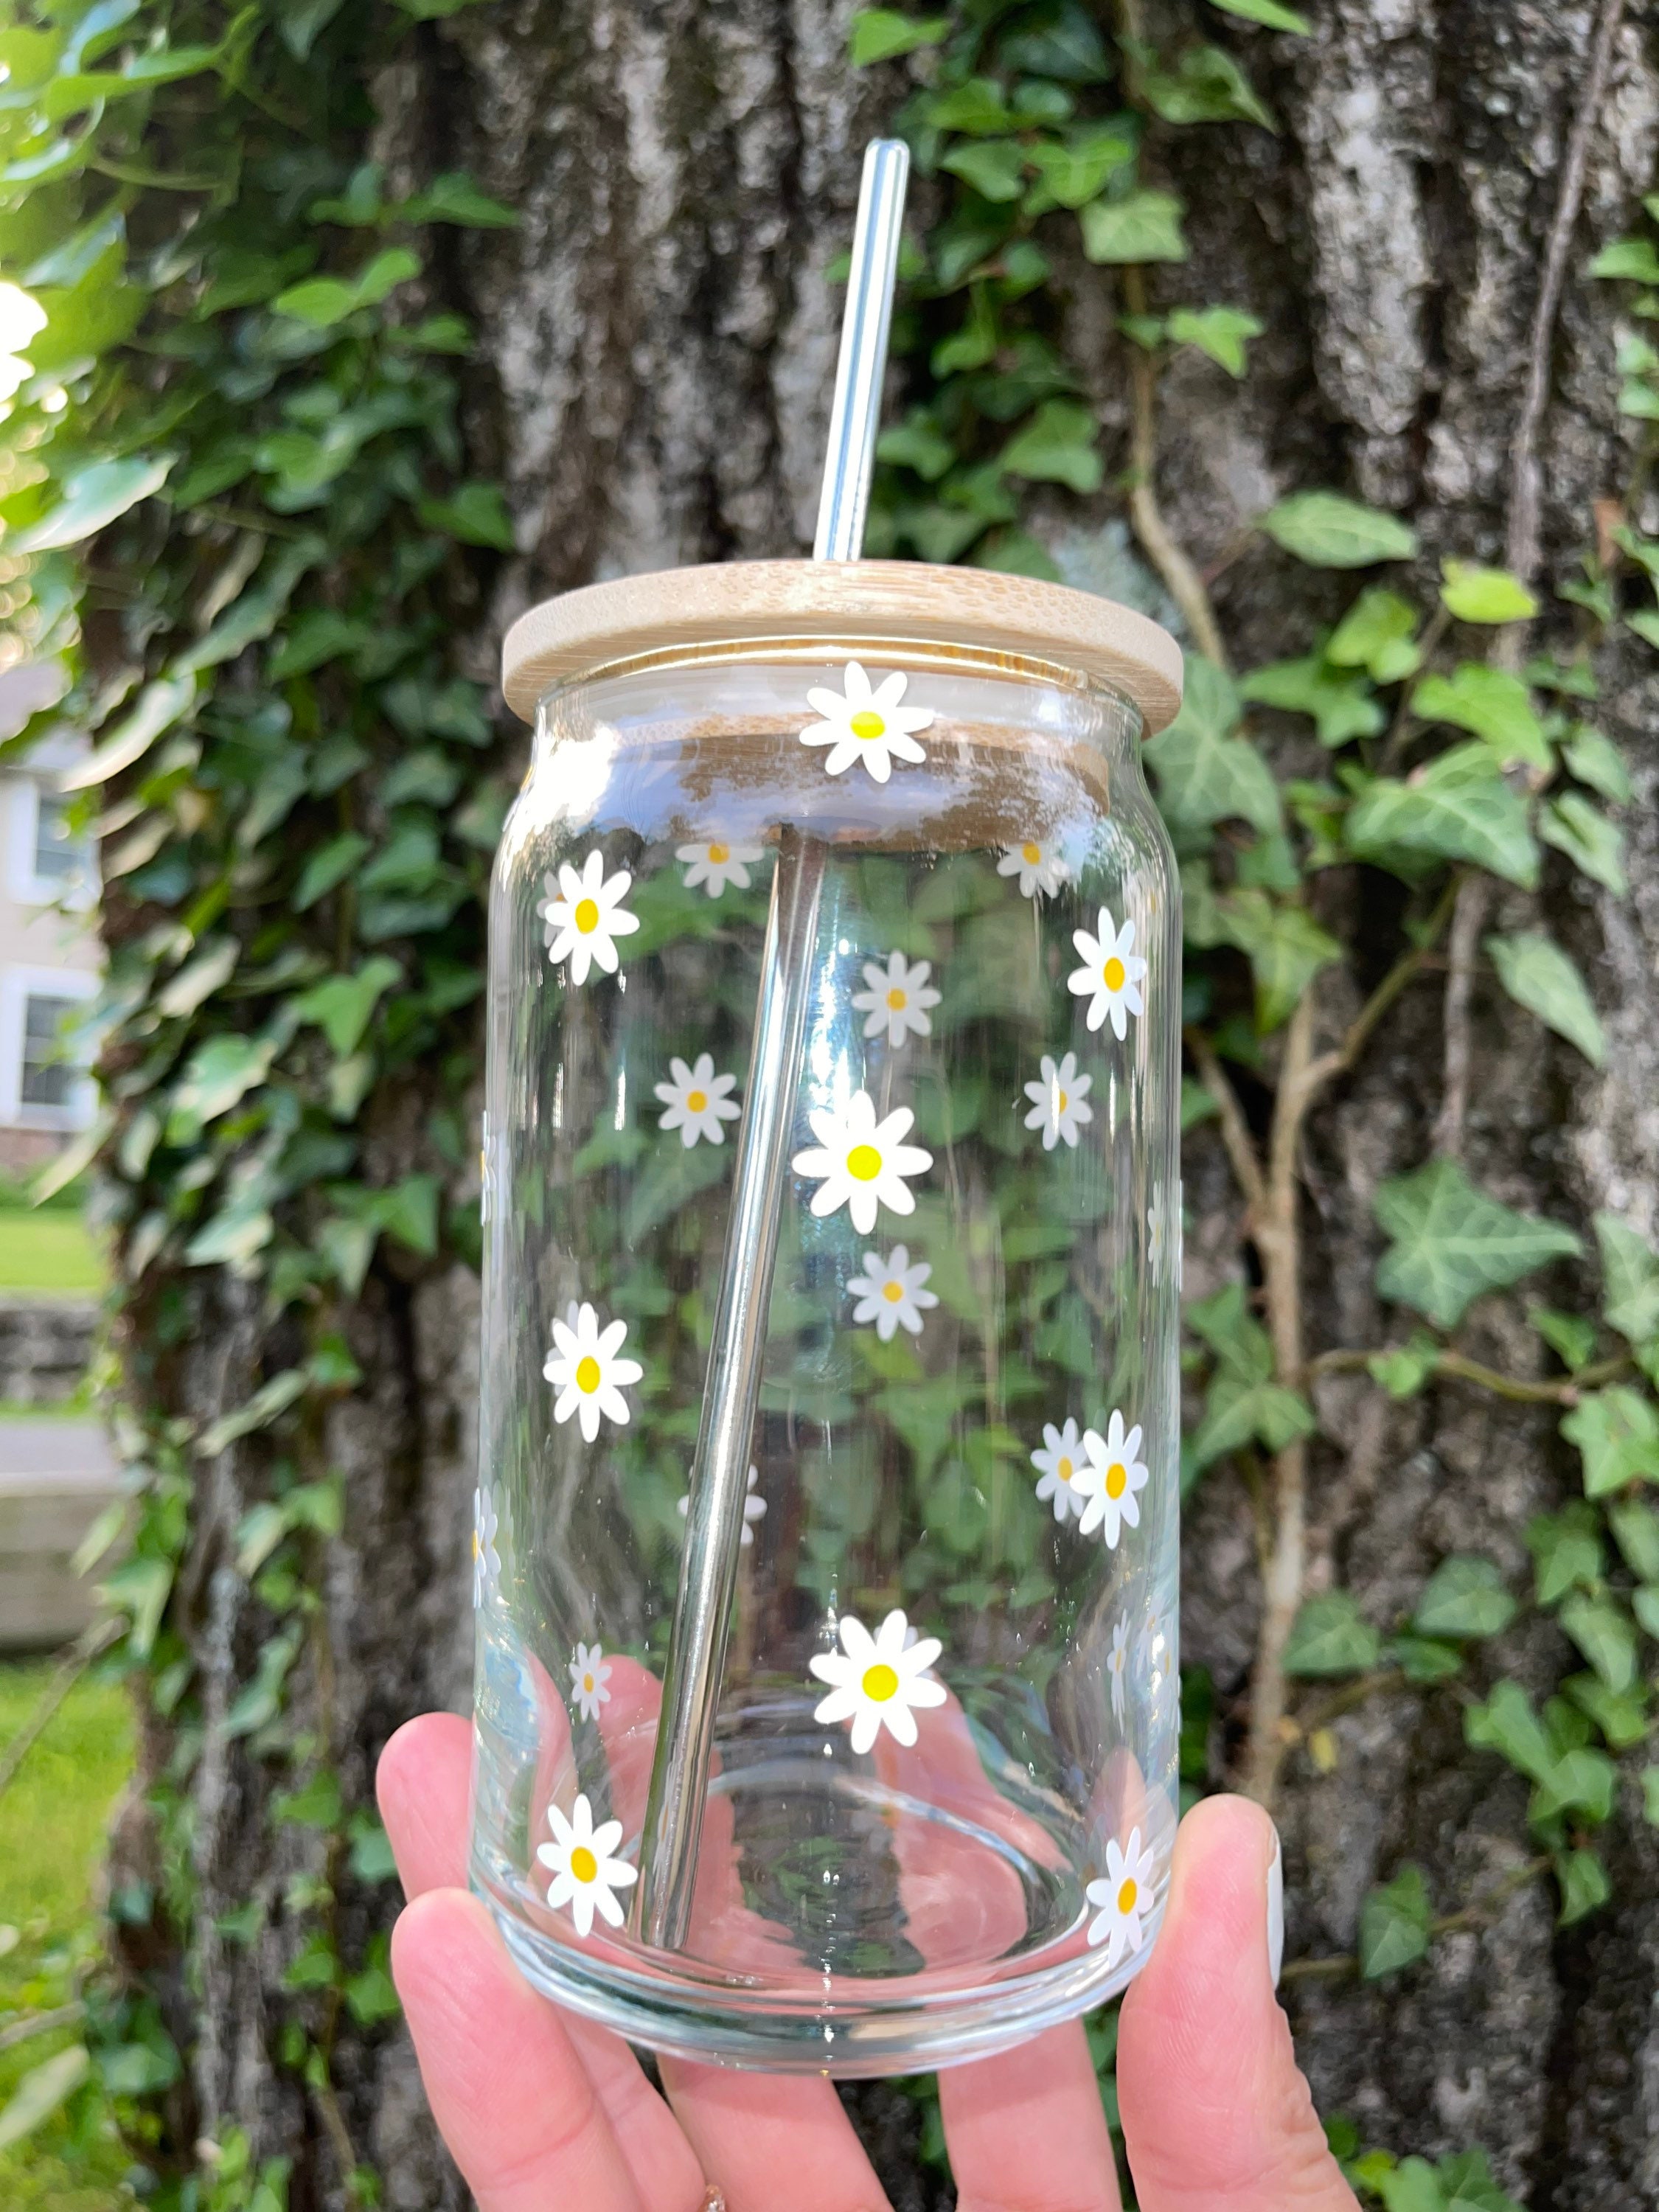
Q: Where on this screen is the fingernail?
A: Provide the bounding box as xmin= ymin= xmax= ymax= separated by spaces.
xmin=1266 ymin=1828 xmax=1284 ymax=1990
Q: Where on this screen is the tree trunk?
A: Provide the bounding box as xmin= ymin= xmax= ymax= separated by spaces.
xmin=114 ymin=1 xmax=1659 ymax=2207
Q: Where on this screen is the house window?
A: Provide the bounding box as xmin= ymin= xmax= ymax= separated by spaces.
xmin=19 ymin=992 xmax=80 ymax=1108
xmin=32 ymin=791 xmax=86 ymax=889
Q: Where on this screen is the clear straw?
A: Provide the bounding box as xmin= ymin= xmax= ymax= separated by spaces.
xmin=636 ymin=139 xmax=912 ymax=1951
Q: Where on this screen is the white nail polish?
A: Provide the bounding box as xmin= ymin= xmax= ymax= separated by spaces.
xmin=1266 ymin=1830 xmax=1284 ymax=1990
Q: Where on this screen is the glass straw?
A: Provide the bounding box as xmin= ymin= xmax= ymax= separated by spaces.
xmin=636 ymin=139 xmax=912 ymax=1950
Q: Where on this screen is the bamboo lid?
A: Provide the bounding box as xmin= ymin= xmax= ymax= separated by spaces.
xmin=501 ymin=559 xmax=1183 ymax=732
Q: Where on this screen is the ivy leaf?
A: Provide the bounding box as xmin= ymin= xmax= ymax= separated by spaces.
xmin=1165 ymin=304 xmax=1262 ymax=377
xmin=998 ymin=2 xmax=1113 ymax=83
xmin=1438 ymin=560 xmax=1538 ymax=624
xmin=1141 ymin=45 xmax=1276 ymax=131
xmin=1484 ymin=932 xmax=1605 ymax=1065
xmin=7 ymin=451 xmax=172 ymax=552
xmin=1464 ymin=1679 xmax=1554 ymax=1784
xmin=1593 ymin=1212 xmax=1659 ymax=1343
xmin=1079 ymin=189 xmax=1188 ymax=263
xmin=1326 ymin=588 xmax=1420 ymax=683
xmin=1346 ymin=744 xmax=1540 ymax=888
xmin=0 ymin=2046 xmax=92 ymax=2152
xmin=1206 ymin=0 xmax=1311 ymax=28
xmin=403 ymin=172 xmax=518 ymax=228
xmin=1358 ymin=1864 xmax=1432 ymax=1980
xmin=1410 ymin=664 xmax=1549 ymax=770
xmin=1565 ymin=1672 xmax=1648 ymax=1750
xmin=167 ymin=1034 xmax=277 ymax=1141
xmin=1540 ymin=792 xmax=1627 ymax=895
xmin=942 ymin=141 xmax=1027 ymax=203
xmin=1374 ymin=1158 xmax=1580 ymax=1329
xmin=273 ymin=246 xmax=420 ymax=327
xmin=294 ymin=830 xmax=372 ymax=912
xmin=1214 ymin=888 xmax=1343 ymax=1032
xmin=1532 ymin=1745 xmax=1617 ymax=1826
xmin=1144 ymin=656 xmax=1281 ymax=836
xmin=1559 ymin=1593 xmax=1639 ymax=1693
xmin=1376 ymin=2160 xmax=1447 ymax=2212
xmin=1413 ymin=1557 xmax=1516 ymax=1641
xmin=1023 ymin=121 xmax=1135 ymax=209
xmin=1526 ymin=1505 xmax=1604 ymax=1605
xmin=1588 ymin=236 xmax=1659 ymax=284
xmin=1559 ymin=1386 xmax=1659 ymax=1498
xmin=925 ymin=76 xmax=1020 ymax=133
xmin=292 ymin=958 xmax=403 ymax=1057
xmin=1283 ymin=1590 xmax=1380 ymax=1677
xmin=1260 ymin=490 xmax=1418 ymax=568
xmin=1562 ymin=724 xmax=1632 ymax=804
xmin=1609 ymin=1497 xmax=1659 ymax=1580
xmin=1367 ymin=1333 xmax=1440 ymax=1399
xmin=1185 ymin=1281 xmax=1314 ymax=1467
xmin=999 ymin=399 xmax=1102 ymax=492
xmin=1554 ymin=1848 xmax=1612 ymax=1927
xmin=1530 ymin=1307 xmax=1596 ymax=1376
xmin=418 ymin=480 xmax=515 ymax=549
xmin=1240 ymin=655 xmax=1383 ymax=746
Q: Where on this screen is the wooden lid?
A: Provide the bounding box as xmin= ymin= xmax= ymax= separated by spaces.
xmin=501 ymin=558 xmax=1183 ymax=732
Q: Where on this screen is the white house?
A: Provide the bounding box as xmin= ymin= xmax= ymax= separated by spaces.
xmin=0 ymin=662 xmax=100 ymax=1176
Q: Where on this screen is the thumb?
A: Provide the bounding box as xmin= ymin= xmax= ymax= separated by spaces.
xmin=1116 ymin=1795 xmax=1359 ymax=2212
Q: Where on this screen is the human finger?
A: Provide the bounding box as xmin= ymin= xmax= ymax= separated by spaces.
xmin=392 ymin=1888 xmax=675 ymax=2212
xmin=1116 ymin=1795 xmax=1358 ymax=2212
xmin=661 ymin=2059 xmax=893 ymax=2212
xmin=378 ymin=1711 xmax=472 ymax=1896
xmin=940 ymin=2020 xmax=1121 ymax=2212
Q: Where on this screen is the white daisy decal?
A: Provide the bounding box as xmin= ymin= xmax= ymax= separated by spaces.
xmin=800 ymin=661 xmax=933 ymax=783
xmin=678 ymin=1465 xmax=767 ymax=1548
xmin=536 ymin=1793 xmax=638 ymax=1937
xmin=1108 ymin=1615 xmax=1130 ymax=1726
xmin=1085 ymin=1826 xmax=1158 ymax=1964
xmin=472 ymin=1486 xmax=500 ymax=1607
xmin=1148 ymin=1180 xmax=1183 ymax=1290
xmin=543 ymin=1301 xmax=644 ymax=1442
xmin=569 ymin=1641 xmax=612 ymax=1723
xmin=1072 ymin=1411 xmax=1150 ymax=1548
xmin=653 ymin=1053 xmax=742 ymax=1148
xmin=810 ymin=1607 xmax=947 ymax=1753
xmin=998 ymin=838 xmax=1069 ymax=899
xmin=676 ymin=838 xmax=764 ymax=898
xmin=847 ymin=1245 xmax=939 ymax=1341
xmin=851 ymin=950 xmax=941 ymax=1050
xmin=1068 ymin=907 xmax=1147 ymax=1040
xmin=1023 ymin=1051 xmax=1094 ymax=1151
xmin=791 ymin=1090 xmax=933 ymax=1236
xmin=1030 ymin=1418 xmax=1085 ymax=1524
xmin=540 ymin=851 xmax=641 ymax=984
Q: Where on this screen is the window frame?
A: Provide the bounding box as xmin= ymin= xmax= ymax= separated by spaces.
xmin=0 ymin=964 xmax=100 ymax=1132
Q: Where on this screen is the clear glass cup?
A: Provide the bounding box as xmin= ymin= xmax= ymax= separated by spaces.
xmin=471 ymin=610 xmax=1183 ymax=2072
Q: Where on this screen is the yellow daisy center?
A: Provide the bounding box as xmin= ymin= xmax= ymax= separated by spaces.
xmin=569 ymin=1845 xmax=598 ymax=1884
xmin=883 ymin=1279 xmax=904 ymax=1303
xmin=582 ymin=1672 xmax=595 ymax=1693
xmin=1057 ymin=1457 xmax=1073 ymax=1483
xmin=846 ymin=1143 xmax=883 ymax=1182
xmin=708 ymin=842 xmax=728 ymax=863
xmin=1022 ymin=840 xmax=1041 ymax=865
xmin=1057 ymin=1089 xmax=1069 ymax=1112
xmin=1105 ymin=1461 xmax=1127 ymax=1499
xmin=862 ymin=1662 xmax=900 ymax=1703
xmin=1117 ymin=1876 xmax=1138 ymax=1916
xmin=686 ymin=1088 xmax=708 ymax=1113
xmin=887 ymin=987 xmax=907 ymax=1010
xmin=1103 ymin=956 xmax=1126 ymax=991
xmin=574 ymin=897 xmax=600 ymax=933
xmin=849 ymin=709 xmax=886 ymax=740
xmin=472 ymin=1531 xmax=480 ymax=1559
xmin=575 ymin=1355 xmax=602 ymax=1394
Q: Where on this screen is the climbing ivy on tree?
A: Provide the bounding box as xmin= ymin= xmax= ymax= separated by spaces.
xmin=0 ymin=0 xmax=1654 ymax=2205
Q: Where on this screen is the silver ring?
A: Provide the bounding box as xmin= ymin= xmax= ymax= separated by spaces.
xmin=700 ymin=2191 xmax=727 ymax=2212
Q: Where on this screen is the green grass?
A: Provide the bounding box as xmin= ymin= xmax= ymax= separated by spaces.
xmin=0 ymin=1213 xmax=106 ymax=1298
xmin=0 ymin=1661 xmax=135 ymax=2209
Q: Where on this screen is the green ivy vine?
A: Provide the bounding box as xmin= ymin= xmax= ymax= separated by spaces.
xmin=0 ymin=0 xmax=1655 ymax=2206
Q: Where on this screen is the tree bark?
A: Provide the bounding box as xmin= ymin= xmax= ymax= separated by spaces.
xmin=120 ymin=1 xmax=1659 ymax=2206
